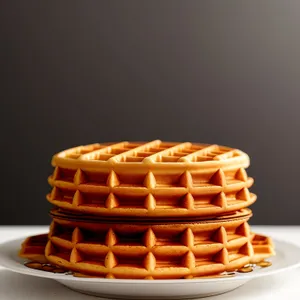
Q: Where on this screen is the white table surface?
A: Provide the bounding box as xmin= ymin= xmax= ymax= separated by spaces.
xmin=0 ymin=226 xmax=299 ymax=300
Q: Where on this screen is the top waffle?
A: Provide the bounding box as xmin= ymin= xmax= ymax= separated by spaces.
xmin=52 ymin=140 xmax=250 ymax=169
xmin=47 ymin=140 xmax=256 ymax=218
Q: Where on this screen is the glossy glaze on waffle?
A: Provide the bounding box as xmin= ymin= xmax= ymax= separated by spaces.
xmin=47 ymin=141 xmax=255 ymax=218
xmin=37 ymin=209 xmax=256 ymax=279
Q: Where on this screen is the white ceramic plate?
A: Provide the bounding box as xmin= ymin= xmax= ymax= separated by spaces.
xmin=0 ymin=236 xmax=299 ymax=299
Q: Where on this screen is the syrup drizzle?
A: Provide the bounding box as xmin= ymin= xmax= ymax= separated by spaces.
xmin=24 ymin=260 xmax=272 ymax=279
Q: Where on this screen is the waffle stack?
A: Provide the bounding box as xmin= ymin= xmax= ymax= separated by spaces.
xmin=19 ymin=140 xmax=275 ymax=279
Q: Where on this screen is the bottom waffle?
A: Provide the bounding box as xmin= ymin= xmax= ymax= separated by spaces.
xmin=19 ymin=210 xmax=275 ymax=279
xmin=19 ymin=232 xmax=275 ymax=279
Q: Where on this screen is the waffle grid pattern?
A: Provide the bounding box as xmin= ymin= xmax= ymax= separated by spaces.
xmin=52 ymin=141 xmax=250 ymax=170
xmin=250 ymin=234 xmax=275 ymax=263
xmin=45 ymin=216 xmax=254 ymax=279
xmin=19 ymin=232 xmax=275 ymax=279
xmin=56 ymin=141 xmax=245 ymax=163
xmin=19 ymin=235 xmax=49 ymax=264
xmin=18 ymin=141 xmax=276 ymax=280
xmin=48 ymin=141 xmax=255 ymax=217
xmin=48 ymin=141 xmax=254 ymax=218
xmin=47 ymin=165 xmax=256 ymax=217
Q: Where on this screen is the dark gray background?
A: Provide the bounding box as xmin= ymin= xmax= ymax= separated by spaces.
xmin=1 ymin=1 xmax=300 ymax=225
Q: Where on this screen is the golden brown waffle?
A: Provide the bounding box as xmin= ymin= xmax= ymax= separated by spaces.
xmin=47 ymin=141 xmax=255 ymax=218
xmin=38 ymin=209 xmax=256 ymax=279
xmin=19 ymin=140 xmax=275 ymax=280
xmin=19 ymin=232 xmax=275 ymax=276
xmin=19 ymin=231 xmax=275 ymax=279
xmin=250 ymin=233 xmax=275 ymax=263
xmin=19 ymin=234 xmax=49 ymax=264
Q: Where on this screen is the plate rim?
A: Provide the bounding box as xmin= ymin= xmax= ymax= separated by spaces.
xmin=0 ymin=235 xmax=299 ymax=284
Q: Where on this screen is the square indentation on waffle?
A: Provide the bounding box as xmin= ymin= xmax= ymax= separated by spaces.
xmin=71 ymin=248 xmax=107 ymax=266
xmin=250 ymin=234 xmax=275 ymax=262
xmin=50 ymin=222 xmax=74 ymax=243
xmin=114 ymin=172 xmax=148 ymax=188
xmin=251 ymin=234 xmax=272 ymax=245
xmin=52 ymin=168 xmax=77 ymax=183
xmin=50 ymin=187 xmax=76 ymax=204
xmin=193 ymin=194 xmax=224 ymax=209
xmin=77 ymin=142 xmax=148 ymax=163
xmin=153 ymin=193 xmax=188 ymax=209
xmin=63 ymin=144 xmax=107 ymax=159
xmin=74 ymin=191 xmax=109 ymax=207
xmin=111 ymin=193 xmax=146 ymax=209
xmin=226 ymin=223 xmax=251 ymax=250
xmin=20 ymin=234 xmax=48 ymax=257
xmin=48 ymin=243 xmax=72 ymax=262
xmin=178 ymin=144 xmax=224 ymax=163
xmin=226 ymin=188 xmax=252 ymax=206
xmin=144 ymin=142 xmax=195 ymax=163
xmin=78 ymin=228 xmax=106 ymax=245
xmin=250 ymin=234 xmax=274 ymax=253
xmin=24 ymin=234 xmax=48 ymax=246
xmin=79 ymin=142 xmax=140 ymax=162
xmin=192 ymin=229 xmax=225 ymax=255
xmin=75 ymin=170 xmax=110 ymax=186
